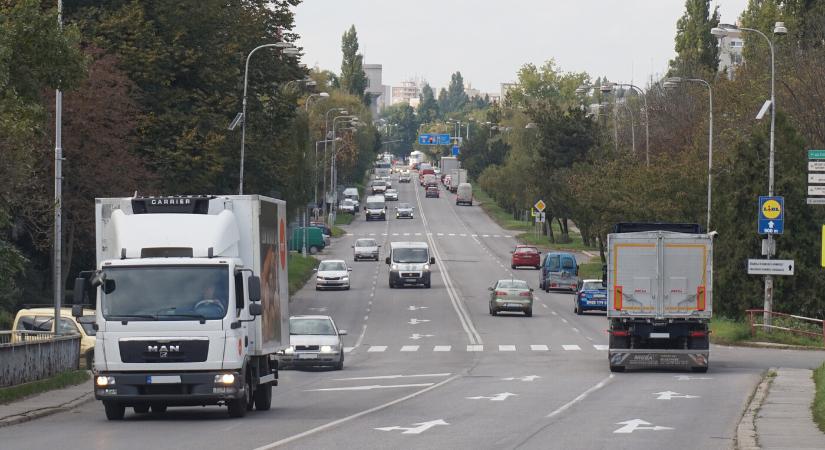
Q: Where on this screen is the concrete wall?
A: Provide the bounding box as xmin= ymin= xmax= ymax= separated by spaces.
xmin=0 ymin=334 xmax=80 ymax=387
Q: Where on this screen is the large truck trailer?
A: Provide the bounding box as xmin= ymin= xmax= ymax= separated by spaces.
xmin=607 ymin=223 xmax=712 ymax=373
xmin=73 ymin=195 xmax=289 ymax=419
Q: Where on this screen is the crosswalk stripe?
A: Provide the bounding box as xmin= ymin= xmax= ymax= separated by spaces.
xmin=368 ymin=346 xmax=387 ymax=352
xmin=499 ymin=345 xmax=516 ymax=352
xmin=344 ymin=347 xmax=355 ymax=353
xmin=459 ymin=233 xmax=467 ymax=237
xmin=433 ymin=345 xmax=451 ymax=352
xmin=562 ymin=345 xmax=581 ymax=351
xmin=482 ymin=234 xmax=490 ymax=237
xmin=392 ymin=233 xmax=399 ymax=236
xmin=400 ymin=345 xmax=419 ymax=352
xmin=593 ymin=345 xmax=609 ymax=351
xmin=448 ymin=233 xmax=456 ymax=236
xmin=472 ymin=234 xmax=478 ymax=237
xmin=530 ymin=344 xmax=549 ymax=351
xmin=466 ymin=345 xmax=484 ymax=352
xmin=437 ymin=233 xmax=444 ymax=236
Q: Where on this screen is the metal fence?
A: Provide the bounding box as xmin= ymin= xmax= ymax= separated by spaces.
xmin=0 ymin=331 xmax=81 ymax=387
xmin=746 ymin=309 xmax=825 ymax=345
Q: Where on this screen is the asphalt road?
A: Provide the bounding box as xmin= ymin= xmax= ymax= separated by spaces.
xmin=2 ymin=174 xmax=823 ymax=450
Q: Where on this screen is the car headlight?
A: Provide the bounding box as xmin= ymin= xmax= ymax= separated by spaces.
xmin=283 ymin=346 xmax=294 ymax=354
xmin=342 ymin=276 xmax=349 ymax=281
xmin=391 ymin=264 xmax=399 ymax=270
xmin=214 ymin=373 xmax=235 ymax=385
xmin=320 ymin=345 xmax=335 ymax=353
xmin=316 ymin=276 xmax=323 ymax=281
xmin=423 ymin=264 xmax=430 ymax=271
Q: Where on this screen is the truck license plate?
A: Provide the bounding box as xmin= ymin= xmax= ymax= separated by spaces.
xmin=147 ymin=375 xmax=181 ymax=384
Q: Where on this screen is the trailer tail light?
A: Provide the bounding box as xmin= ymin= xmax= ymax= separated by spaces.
xmin=696 ymin=285 xmax=706 ymax=311
xmin=614 ymin=285 xmax=623 ymax=310
xmin=689 ymin=330 xmax=708 ymax=338
xmin=610 ymin=330 xmax=630 ymax=337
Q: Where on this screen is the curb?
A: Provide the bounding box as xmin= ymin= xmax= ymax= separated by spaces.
xmin=713 ymin=341 xmax=825 ymax=351
xmin=0 ymin=391 xmax=93 ymax=428
xmin=736 ymin=367 xmax=775 ymax=450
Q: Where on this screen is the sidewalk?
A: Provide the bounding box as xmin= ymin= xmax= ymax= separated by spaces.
xmin=756 ymin=368 xmax=825 ymax=450
xmin=0 ymin=377 xmax=93 ymax=428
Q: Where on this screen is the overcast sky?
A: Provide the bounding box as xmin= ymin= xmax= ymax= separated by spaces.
xmin=294 ymin=0 xmax=749 ymax=94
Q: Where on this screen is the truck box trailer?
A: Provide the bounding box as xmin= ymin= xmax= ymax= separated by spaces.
xmin=607 ymin=223 xmax=712 ymax=373
xmin=448 ymin=169 xmax=467 ymax=193
xmin=440 ymin=156 xmax=460 ymax=180
xmin=74 ymin=195 xmax=289 ymax=419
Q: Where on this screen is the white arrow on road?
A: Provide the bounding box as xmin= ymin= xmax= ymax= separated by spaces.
xmin=614 ymin=419 xmax=674 ymax=434
xmin=674 ymin=375 xmax=712 ymax=381
xmin=408 ymin=305 xmax=429 ymax=311
xmin=409 ymin=333 xmax=434 ymax=340
xmin=375 ymin=419 xmax=449 ymax=434
xmin=654 ymin=391 xmax=699 ymax=400
xmin=408 ymin=318 xmax=431 ymax=325
xmin=466 ymin=392 xmax=517 ymax=401
xmin=502 ymin=375 xmax=541 ymax=382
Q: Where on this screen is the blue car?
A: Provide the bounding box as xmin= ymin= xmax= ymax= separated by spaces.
xmin=574 ymin=279 xmax=607 ymax=314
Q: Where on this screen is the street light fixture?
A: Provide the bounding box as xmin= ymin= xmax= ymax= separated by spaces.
xmin=525 ymin=122 xmax=537 ymax=129
xmin=601 ymin=82 xmax=650 ymax=166
xmin=710 ymin=21 xmax=786 ymax=327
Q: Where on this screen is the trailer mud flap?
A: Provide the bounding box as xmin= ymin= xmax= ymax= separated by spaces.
xmin=609 ymin=350 xmax=708 ymax=369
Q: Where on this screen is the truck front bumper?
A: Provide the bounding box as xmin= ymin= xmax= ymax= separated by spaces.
xmin=93 ymin=370 xmax=259 ymax=406
xmin=608 ymin=349 xmax=709 ymax=370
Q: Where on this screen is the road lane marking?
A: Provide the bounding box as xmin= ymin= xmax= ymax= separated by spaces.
xmin=546 ymin=374 xmax=614 ymax=418
xmin=594 ymin=345 xmax=608 ymax=351
xmin=375 ymin=419 xmax=449 ymax=434
xmin=572 ymin=327 xmax=580 ymax=333
xmin=307 ymin=383 xmax=434 ymax=392
xmin=613 ymin=419 xmax=674 ymax=433
xmin=334 ymin=373 xmax=451 ymax=381
xmin=466 ymin=345 xmax=483 ymax=352
xmin=499 ymin=345 xmax=516 ymax=352
xmin=562 ymin=345 xmax=581 ymax=351
xmin=551 ymin=311 xmax=558 ymax=316
xmin=502 ymin=375 xmax=540 ymax=382
xmin=530 ymin=345 xmax=549 ymax=351
xmin=343 ymin=347 xmax=355 ymax=353
xmin=368 ymin=346 xmax=387 ymax=352
xmin=353 ymin=324 xmax=368 ymax=349
xmin=466 ymin=392 xmax=517 ymax=401
xmin=401 ymin=345 xmax=419 ymax=352
xmin=408 ymin=318 xmax=430 ymax=325
xmin=433 ymin=345 xmax=451 ymax=352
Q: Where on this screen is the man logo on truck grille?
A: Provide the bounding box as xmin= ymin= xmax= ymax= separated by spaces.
xmin=147 ymin=345 xmax=180 ymax=358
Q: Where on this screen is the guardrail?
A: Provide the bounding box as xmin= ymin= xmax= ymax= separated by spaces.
xmin=746 ymin=309 xmax=825 ymax=345
xmin=0 ymin=331 xmax=81 ymax=387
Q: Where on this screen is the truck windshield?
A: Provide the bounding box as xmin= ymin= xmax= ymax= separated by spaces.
xmin=393 ymin=248 xmax=429 ymax=263
xmin=102 ymin=265 xmax=229 ymax=321
xmin=367 ymin=202 xmax=384 ymax=209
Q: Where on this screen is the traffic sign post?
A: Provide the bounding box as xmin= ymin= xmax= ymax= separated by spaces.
xmin=451 ymin=145 xmax=460 ymax=156
xmin=534 ymin=199 xmax=546 ymax=213
xmin=808 ymin=149 xmax=825 ymax=160
xmin=747 ymin=259 xmax=795 ymax=276
xmin=758 ymin=196 xmax=784 ymax=235
xmin=418 ymin=134 xmax=451 ymax=146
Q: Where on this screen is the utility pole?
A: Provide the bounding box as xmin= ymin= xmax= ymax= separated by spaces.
xmin=54 ymin=0 xmax=64 ymax=335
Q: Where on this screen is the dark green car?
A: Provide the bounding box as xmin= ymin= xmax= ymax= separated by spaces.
xmin=489 ymin=279 xmax=534 ymax=317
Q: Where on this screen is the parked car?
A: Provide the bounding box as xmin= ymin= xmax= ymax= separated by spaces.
xmin=425 ymin=186 xmax=440 ymax=198
xmin=384 ymin=188 xmax=398 ymax=201
xmin=399 ymin=173 xmax=412 ymax=183
xmin=340 ymin=198 xmax=357 ymax=214
xmin=308 ymin=222 xmax=331 ymax=246
xmin=279 ymin=315 xmax=346 ymax=370
xmin=539 ymin=251 xmax=579 ymax=292
xmin=396 ymin=203 xmax=414 ymax=219
xmin=12 ymin=307 xmax=96 ymax=368
xmin=315 ymin=259 xmax=352 ymax=290
xmin=353 ymin=238 xmax=381 ymax=261
xmin=574 ymin=279 xmax=608 ymax=315
xmin=488 ymin=279 xmax=534 ymax=317
xmin=456 ymin=182 xmax=473 ymax=206
xmin=511 ymin=245 xmax=541 ymax=269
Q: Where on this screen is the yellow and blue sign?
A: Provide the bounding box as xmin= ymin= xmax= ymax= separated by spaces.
xmin=758 ymin=196 xmax=784 ymax=234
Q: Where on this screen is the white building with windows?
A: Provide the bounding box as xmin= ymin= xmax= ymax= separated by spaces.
xmin=717 ymin=28 xmax=744 ymax=79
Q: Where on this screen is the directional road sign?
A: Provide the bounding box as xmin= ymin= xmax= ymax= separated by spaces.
xmin=747 ymin=259 xmax=795 ymax=276
xmin=451 ymin=145 xmax=460 ymax=156
xmin=418 ymin=134 xmax=451 ymax=145
xmin=808 ymin=173 xmax=825 ymax=183
xmin=808 ymin=198 xmax=825 ymax=205
xmin=809 ymin=186 xmax=825 ymax=196
xmin=758 ymin=196 xmax=784 ymax=235
xmin=808 ymin=149 xmax=825 ymax=160
xmin=534 ymin=199 xmax=546 ymax=212
xmin=810 ymin=161 xmax=825 ymax=172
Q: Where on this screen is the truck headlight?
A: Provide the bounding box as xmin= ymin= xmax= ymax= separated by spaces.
xmin=214 ymin=373 xmax=235 ymax=385
xmin=96 ymin=376 xmax=116 ymax=387
xmin=283 ymin=346 xmax=294 ymax=354
xmin=391 ymin=264 xmax=399 ymax=270
xmin=423 ymin=264 xmax=430 ymax=271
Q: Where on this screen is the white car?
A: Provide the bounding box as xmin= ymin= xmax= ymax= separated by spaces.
xmin=315 ymin=260 xmax=352 ymax=290
xmin=395 ymin=203 xmax=414 ymax=219
xmin=384 ymin=189 xmax=398 ymax=201
xmin=280 ymin=315 xmax=347 ymax=370
xmin=353 ymin=238 xmax=381 ymax=261
xmin=339 ymin=198 xmax=357 ymax=214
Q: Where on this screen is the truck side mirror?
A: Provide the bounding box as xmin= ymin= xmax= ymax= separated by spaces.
xmin=248 ymin=302 xmax=262 ymax=316
xmin=248 ymin=275 xmax=261 ymax=302
xmin=385 ymin=257 xmax=390 ymax=265
xmin=430 ymin=257 xmax=435 ymax=264
xmin=71 ymin=304 xmax=84 ymax=319
xmin=73 ymin=277 xmax=87 ymax=309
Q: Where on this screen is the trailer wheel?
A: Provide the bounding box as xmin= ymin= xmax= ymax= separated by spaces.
xmin=133 ymin=404 xmax=150 ymax=414
xmin=609 ymin=365 xmax=625 ymax=373
xmin=254 ymin=383 xmax=272 ymax=411
xmin=103 ymin=401 xmax=125 ymax=420
xmin=151 ymin=404 xmax=167 ymax=413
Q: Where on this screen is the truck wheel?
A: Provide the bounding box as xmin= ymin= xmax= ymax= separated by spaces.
xmin=151 ymin=404 xmax=167 ymax=413
xmin=254 ymin=383 xmax=272 ymax=411
xmin=691 ymin=366 xmax=709 ymax=373
xmin=309 ymin=246 xmax=319 ymax=255
xmin=133 ymin=404 xmax=150 ymax=414
xmin=609 ymin=365 xmax=625 ymax=373
xmin=227 ymin=381 xmax=249 ymax=418
xmin=103 ymin=401 xmax=125 ymax=420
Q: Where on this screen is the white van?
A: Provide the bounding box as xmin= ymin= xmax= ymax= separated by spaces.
xmin=342 ymin=187 xmax=360 ymax=211
xmin=365 ymin=195 xmax=387 ymax=221
xmin=386 ymin=242 xmax=435 ymax=288
xmin=456 ymin=183 xmax=473 ymax=206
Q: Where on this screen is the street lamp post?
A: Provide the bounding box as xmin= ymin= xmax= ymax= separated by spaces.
xmin=665 ymin=77 xmax=713 ymax=232
xmin=238 ymin=42 xmax=295 ymax=195
xmin=602 ymin=83 xmax=649 ymax=166
xmin=330 ymin=115 xmax=357 ymax=225
xmin=711 ymin=21 xmax=787 ymax=328
xmin=54 ymin=0 xmax=64 ymax=333
xmin=619 ymin=99 xmax=636 ymax=155
xmin=323 ymin=107 xmax=347 ymax=219
xmin=301 ymin=92 xmax=329 ymax=256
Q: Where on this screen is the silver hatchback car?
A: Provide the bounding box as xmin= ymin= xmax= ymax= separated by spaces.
xmin=353 ymin=238 xmax=380 ymax=261
xmin=280 ymin=316 xmax=347 ymax=370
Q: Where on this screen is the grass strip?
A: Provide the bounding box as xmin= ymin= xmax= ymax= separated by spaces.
xmin=710 ymin=317 xmax=825 ymax=348
xmin=813 ymin=362 xmax=825 ymax=433
xmin=0 ymin=369 xmax=89 ymax=405
xmin=288 ymin=253 xmax=319 ymax=296
xmin=334 ymin=214 xmax=354 ymax=226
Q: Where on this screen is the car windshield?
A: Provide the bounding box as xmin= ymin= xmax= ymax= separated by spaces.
xmin=497 ymin=280 xmax=529 ymax=290
xmin=583 ymin=281 xmax=604 ymax=290
xmin=355 ymin=239 xmax=377 ymax=247
xmin=290 ymin=318 xmax=335 ymax=335
xmin=102 ymin=265 xmax=229 ymax=321
xmin=318 ymin=261 xmax=346 ymax=271
xmin=386 ymin=189 xmax=396 ymax=194
xmin=393 ymin=248 xmax=429 ymax=263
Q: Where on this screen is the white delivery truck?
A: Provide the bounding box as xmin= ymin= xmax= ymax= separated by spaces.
xmin=448 ymin=169 xmax=467 ymax=193
xmin=72 ymin=195 xmax=288 ymax=419
xmin=440 ymin=156 xmax=460 ymax=180
xmin=607 ymin=223 xmax=712 ymax=373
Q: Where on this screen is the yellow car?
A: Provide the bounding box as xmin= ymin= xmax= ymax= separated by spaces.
xmin=12 ymin=307 xmax=97 ymax=368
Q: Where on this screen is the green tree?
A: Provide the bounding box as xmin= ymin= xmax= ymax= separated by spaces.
xmin=339 ymin=25 xmax=369 ymax=105
xmin=437 ymin=88 xmax=448 ymax=115
xmin=381 ymin=103 xmax=419 ymax=157
xmin=444 ymin=71 xmax=469 ymax=114
xmin=668 ymin=0 xmax=720 ymax=77
xmin=417 ymin=83 xmax=439 ymax=123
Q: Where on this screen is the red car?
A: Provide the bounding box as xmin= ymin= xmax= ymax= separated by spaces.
xmin=511 ymin=245 xmax=541 ymax=269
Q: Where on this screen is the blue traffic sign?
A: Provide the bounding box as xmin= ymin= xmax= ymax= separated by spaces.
xmin=418 ymin=134 xmax=451 ymax=145
xmin=758 ymin=196 xmax=784 ymax=234
xmin=451 ymin=145 xmax=460 ymax=156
